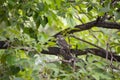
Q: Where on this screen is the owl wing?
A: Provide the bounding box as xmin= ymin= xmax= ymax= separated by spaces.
xmin=57 ymin=36 xmax=69 ymax=49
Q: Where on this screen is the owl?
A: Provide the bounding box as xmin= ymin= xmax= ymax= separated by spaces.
xmin=56 ymin=35 xmax=70 ymax=50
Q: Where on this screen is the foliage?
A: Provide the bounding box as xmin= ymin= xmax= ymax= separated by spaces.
xmin=0 ymin=0 xmax=120 ymax=80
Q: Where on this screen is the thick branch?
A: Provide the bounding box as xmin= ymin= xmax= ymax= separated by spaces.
xmin=54 ymin=21 xmax=96 ymax=37
xmin=0 ymin=41 xmax=120 ymax=62
xmin=54 ymin=20 xmax=120 ymax=37
xmin=70 ymin=21 xmax=120 ymax=34
xmin=41 ymin=47 xmax=120 ymax=62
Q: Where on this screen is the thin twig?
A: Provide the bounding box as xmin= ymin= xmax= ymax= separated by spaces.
xmin=88 ymin=30 xmax=99 ymax=44
xmin=106 ymin=42 xmax=109 ymax=61
xmin=70 ymin=35 xmax=104 ymax=50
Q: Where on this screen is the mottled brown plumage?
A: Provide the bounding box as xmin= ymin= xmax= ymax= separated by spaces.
xmin=56 ymin=35 xmax=75 ymax=67
xmin=56 ymin=35 xmax=72 ymax=59
xmin=56 ymin=35 xmax=70 ymax=50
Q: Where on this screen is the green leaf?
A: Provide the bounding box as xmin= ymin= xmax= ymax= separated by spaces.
xmin=38 ymin=2 xmax=45 ymax=11
xmin=99 ymin=1 xmax=111 ymax=13
xmin=36 ymin=16 xmax=42 ymax=28
xmin=23 ymin=27 xmax=37 ymax=40
xmin=10 ymin=65 xmax=20 ymax=75
xmin=6 ymin=55 xmax=17 ymax=65
xmin=87 ymin=6 xmax=93 ymax=12
xmin=66 ymin=14 xmax=76 ymax=28
xmin=116 ymin=46 xmax=120 ymax=53
xmin=41 ymin=16 xmax=48 ymax=27
xmin=1 ymin=54 xmax=7 ymax=64
xmin=114 ymin=12 xmax=120 ymax=20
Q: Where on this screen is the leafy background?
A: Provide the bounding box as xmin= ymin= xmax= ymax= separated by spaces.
xmin=0 ymin=0 xmax=120 ymax=80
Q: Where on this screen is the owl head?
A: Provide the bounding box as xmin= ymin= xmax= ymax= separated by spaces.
xmin=57 ymin=35 xmax=64 ymax=40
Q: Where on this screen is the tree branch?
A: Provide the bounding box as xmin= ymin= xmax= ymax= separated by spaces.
xmin=41 ymin=47 xmax=120 ymax=62
xmin=54 ymin=20 xmax=120 ymax=37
